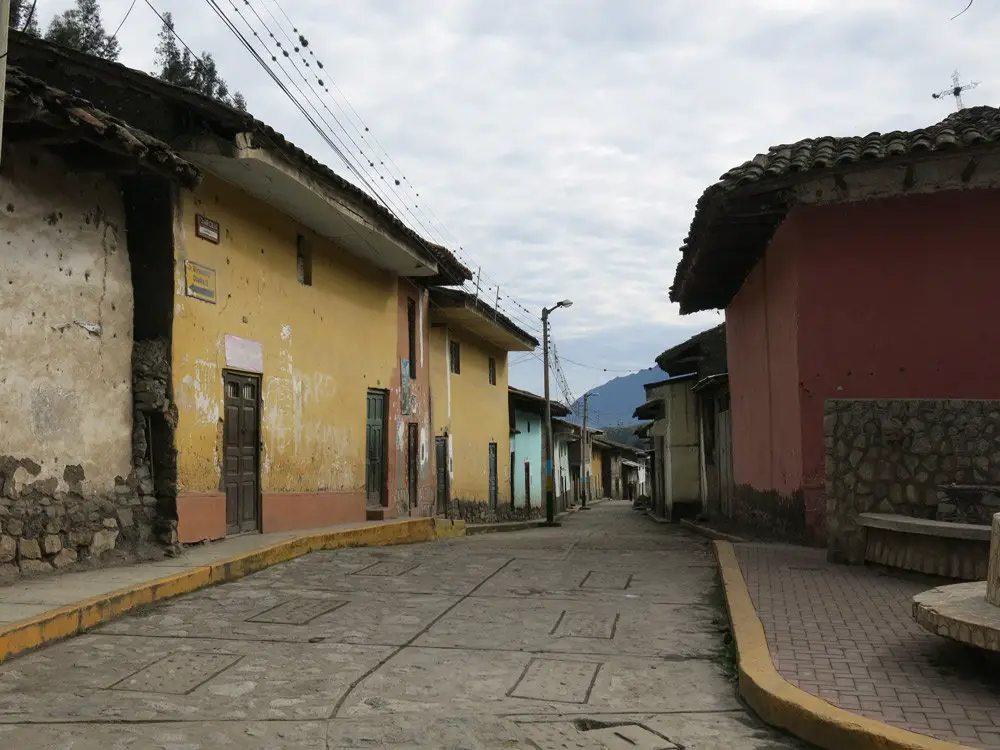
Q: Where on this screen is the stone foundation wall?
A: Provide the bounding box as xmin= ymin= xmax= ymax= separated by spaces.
xmin=0 ymin=340 xmax=179 ymax=581
xmin=447 ymin=499 xmax=545 ymax=524
xmin=825 ymin=399 xmax=1000 ymax=564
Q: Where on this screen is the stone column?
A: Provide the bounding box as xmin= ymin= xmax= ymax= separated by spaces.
xmin=986 ymin=513 xmax=1000 ymax=606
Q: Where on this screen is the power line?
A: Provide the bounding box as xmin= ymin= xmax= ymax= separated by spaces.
xmin=246 ymin=0 xmax=546 ymax=335
xmin=110 ymin=0 xmax=139 ymax=42
xmin=156 ymin=1 xmax=544 ymax=345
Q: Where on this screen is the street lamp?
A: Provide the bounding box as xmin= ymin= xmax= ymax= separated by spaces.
xmin=542 ymin=299 xmax=573 ymax=526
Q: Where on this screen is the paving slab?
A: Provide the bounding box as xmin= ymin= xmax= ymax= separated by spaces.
xmin=0 ymin=502 xmax=806 ymax=748
xmin=736 ymin=542 xmax=1000 ymax=749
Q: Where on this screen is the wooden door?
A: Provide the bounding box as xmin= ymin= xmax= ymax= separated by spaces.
xmin=510 ymin=451 xmax=516 ymax=509
xmin=407 ymin=423 xmax=419 ymax=509
xmin=365 ymin=390 xmax=387 ymax=507
xmin=488 ymin=442 xmax=499 ymax=507
xmin=224 ymin=371 xmax=260 ymax=535
xmin=435 ymin=437 xmax=449 ymax=514
xmin=717 ymin=409 xmax=735 ymax=518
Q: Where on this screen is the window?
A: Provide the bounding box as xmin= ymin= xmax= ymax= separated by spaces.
xmin=296 ymin=234 xmax=312 ymax=286
xmin=488 ymin=357 xmax=497 ymax=386
xmin=449 ymin=340 xmax=461 ymax=374
xmin=407 ymin=298 xmax=417 ymax=379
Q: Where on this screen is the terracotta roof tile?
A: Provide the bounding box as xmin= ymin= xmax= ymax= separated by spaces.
xmin=4 ymin=65 xmax=200 ymax=187
xmin=671 ymin=107 xmax=1000 ymax=313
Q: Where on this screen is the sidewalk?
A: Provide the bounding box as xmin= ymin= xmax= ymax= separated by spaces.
xmin=0 ymin=521 xmax=377 ymax=625
xmin=735 ymin=542 xmax=1000 ymax=748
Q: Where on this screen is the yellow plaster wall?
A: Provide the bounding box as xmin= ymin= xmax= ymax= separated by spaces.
xmin=591 ymin=449 xmax=605 ymax=498
xmin=429 ymin=325 xmax=510 ymax=502
xmin=171 ymin=173 xmax=398 ymax=495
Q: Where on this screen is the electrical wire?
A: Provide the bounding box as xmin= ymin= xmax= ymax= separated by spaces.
xmin=110 ymin=0 xmax=139 ymax=42
xmin=247 ymin=0 xmax=546 ymax=335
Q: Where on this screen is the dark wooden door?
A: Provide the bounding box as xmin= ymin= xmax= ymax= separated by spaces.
xmin=435 ymin=437 xmax=449 ymax=514
xmin=407 ymin=423 xmax=419 ymax=509
xmin=488 ymin=442 xmax=499 ymax=507
xmin=365 ymin=389 xmax=387 ymax=507
xmin=224 ymin=371 xmax=260 ymax=535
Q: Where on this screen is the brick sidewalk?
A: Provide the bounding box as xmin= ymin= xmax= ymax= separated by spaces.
xmin=736 ymin=543 xmax=1000 ymax=748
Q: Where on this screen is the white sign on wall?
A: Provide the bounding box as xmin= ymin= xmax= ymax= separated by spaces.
xmin=224 ymin=335 xmax=263 ymax=374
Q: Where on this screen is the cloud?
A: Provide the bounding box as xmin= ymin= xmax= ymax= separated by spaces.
xmin=37 ymin=0 xmax=1000 ymax=394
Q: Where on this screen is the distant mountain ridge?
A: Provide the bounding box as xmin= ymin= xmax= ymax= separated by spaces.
xmin=566 ymin=367 xmax=666 ymax=428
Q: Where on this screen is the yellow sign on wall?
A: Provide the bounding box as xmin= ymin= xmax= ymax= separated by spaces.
xmin=185 ymin=260 xmax=217 ymax=304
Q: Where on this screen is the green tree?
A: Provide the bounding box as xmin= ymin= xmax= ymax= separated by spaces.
xmin=154 ymin=12 xmax=246 ymax=111
xmin=9 ymin=0 xmax=41 ymax=35
xmin=44 ymin=0 xmax=119 ymax=61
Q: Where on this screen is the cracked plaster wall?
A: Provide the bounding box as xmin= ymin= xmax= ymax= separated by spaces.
xmin=0 ymin=147 xmax=133 ymax=495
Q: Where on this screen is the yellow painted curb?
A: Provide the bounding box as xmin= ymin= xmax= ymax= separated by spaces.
xmin=0 ymin=517 xmax=465 ymax=665
xmin=714 ymin=540 xmax=971 ymax=750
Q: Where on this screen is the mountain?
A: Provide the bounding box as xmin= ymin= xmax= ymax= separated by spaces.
xmin=566 ymin=367 xmax=666 ymax=428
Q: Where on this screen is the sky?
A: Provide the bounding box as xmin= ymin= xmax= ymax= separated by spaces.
xmin=26 ymin=0 xmax=1000 ymax=398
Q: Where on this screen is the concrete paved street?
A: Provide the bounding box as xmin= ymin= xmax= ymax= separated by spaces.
xmin=0 ymin=502 xmax=806 ymax=748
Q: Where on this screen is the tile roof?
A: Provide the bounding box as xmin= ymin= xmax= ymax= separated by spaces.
xmin=508 ymin=386 xmax=571 ymax=417
xmin=4 ymin=65 xmax=199 ymax=187
xmin=430 ymin=287 xmax=540 ymax=349
xmin=670 ymin=106 xmax=1000 ymax=314
xmin=9 ymin=32 xmax=471 ymax=285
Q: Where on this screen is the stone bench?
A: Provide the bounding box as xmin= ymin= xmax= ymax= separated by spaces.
xmin=858 ymin=512 xmax=990 ymax=580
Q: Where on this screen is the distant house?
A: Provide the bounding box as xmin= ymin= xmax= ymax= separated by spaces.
xmin=634 ymin=375 xmax=699 ymax=520
xmin=656 ymin=325 xmax=732 ymax=520
xmin=669 ymin=106 xmax=1000 ymax=545
xmin=429 ymin=288 xmax=538 ymax=517
xmin=508 ymin=387 xmax=571 ymax=513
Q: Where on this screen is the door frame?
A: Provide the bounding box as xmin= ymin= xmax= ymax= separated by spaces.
xmin=223 ymin=368 xmax=262 ymax=536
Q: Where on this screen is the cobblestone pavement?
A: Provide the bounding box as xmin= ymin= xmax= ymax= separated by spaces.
xmin=737 ymin=543 xmax=1000 ymax=748
xmin=0 ymin=502 xmax=805 ymax=748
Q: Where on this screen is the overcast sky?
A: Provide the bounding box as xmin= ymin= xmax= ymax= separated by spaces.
xmin=31 ymin=0 xmax=999 ymax=397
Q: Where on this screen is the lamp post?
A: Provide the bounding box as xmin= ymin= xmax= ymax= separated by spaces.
xmin=580 ymin=391 xmax=596 ymax=509
xmin=542 ymin=299 xmax=573 ymax=526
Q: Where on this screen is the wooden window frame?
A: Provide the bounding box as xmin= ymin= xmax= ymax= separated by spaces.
xmin=488 ymin=356 xmax=497 ymax=386
xmin=449 ymin=340 xmax=461 ymax=374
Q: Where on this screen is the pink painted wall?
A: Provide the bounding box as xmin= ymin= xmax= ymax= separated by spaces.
xmin=726 ymin=213 xmax=803 ymax=497
xmin=798 ymin=187 xmax=1000 ymax=540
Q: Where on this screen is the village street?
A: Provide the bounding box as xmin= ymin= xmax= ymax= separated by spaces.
xmin=0 ymin=502 xmax=804 ymax=748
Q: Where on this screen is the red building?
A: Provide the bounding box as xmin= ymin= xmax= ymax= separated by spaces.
xmin=670 ymin=107 xmax=1000 ymax=546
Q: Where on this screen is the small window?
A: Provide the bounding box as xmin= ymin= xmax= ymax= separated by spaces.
xmin=407 ymin=298 xmax=417 ymax=379
xmin=488 ymin=357 xmax=497 ymax=386
xmin=449 ymin=340 xmax=461 ymax=374
xmin=296 ymin=234 xmax=312 ymax=286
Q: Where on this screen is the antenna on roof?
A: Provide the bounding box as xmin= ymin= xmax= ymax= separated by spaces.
xmin=932 ymin=69 xmax=980 ymax=111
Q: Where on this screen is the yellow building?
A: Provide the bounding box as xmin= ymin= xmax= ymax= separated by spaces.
xmin=428 ymin=288 xmax=538 ymax=514
xmin=11 ymin=37 xmax=473 ymax=543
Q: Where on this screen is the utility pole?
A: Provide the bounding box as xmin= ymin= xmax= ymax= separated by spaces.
xmin=0 ymin=0 xmax=11 ymax=168
xmin=541 ymin=299 xmax=573 ymax=526
xmin=580 ymin=392 xmax=593 ymax=509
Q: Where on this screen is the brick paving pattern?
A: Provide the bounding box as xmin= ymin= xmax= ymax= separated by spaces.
xmin=737 ymin=543 xmax=1000 ymax=748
